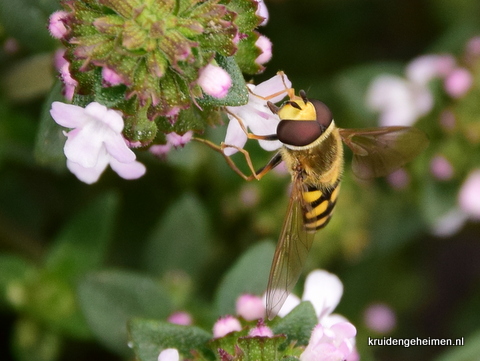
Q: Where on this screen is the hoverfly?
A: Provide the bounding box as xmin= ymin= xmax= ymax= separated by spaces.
xmin=195 ymin=73 xmax=428 ymax=319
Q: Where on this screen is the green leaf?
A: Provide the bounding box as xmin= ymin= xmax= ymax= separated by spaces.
xmin=45 ymin=192 xmax=119 ymax=281
xmin=0 ymin=0 xmax=57 ymax=52
xmin=128 ymin=318 xmax=215 ymax=361
xmin=196 ymin=56 xmax=249 ymax=107
xmin=234 ymin=31 xmax=263 ymax=75
xmin=434 ymin=329 xmax=479 ymax=361
xmin=271 ymin=301 xmax=317 ymax=347
xmin=78 ymin=270 xmax=173 ymax=356
xmin=214 ymin=241 xmax=275 ymax=316
xmin=34 ymin=81 xmax=68 ymax=172
xmin=143 ymin=194 xmax=212 ymax=278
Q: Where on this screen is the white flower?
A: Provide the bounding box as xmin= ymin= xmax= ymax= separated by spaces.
xmin=405 ymin=54 xmax=455 ymax=85
xmin=50 ymin=102 xmax=146 ymax=184
xmin=158 ymin=348 xmax=179 ymax=361
xmin=197 ymin=64 xmax=232 ymax=99
xmin=224 ymin=73 xmax=292 ymax=155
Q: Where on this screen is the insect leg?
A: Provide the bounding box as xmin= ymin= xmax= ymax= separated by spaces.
xmin=192 ymin=137 xmax=282 ymax=181
xmin=224 ymin=108 xmax=278 ymax=142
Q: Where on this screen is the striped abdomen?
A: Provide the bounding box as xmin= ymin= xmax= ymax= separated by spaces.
xmin=302 ymin=181 xmax=340 ymax=232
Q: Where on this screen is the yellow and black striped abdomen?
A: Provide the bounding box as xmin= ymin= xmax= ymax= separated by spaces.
xmin=302 ymin=182 xmax=340 ymax=233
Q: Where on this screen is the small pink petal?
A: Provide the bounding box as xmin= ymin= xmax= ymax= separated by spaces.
xmin=109 ymin=157 xmax=146 ymax=180
xmin=50 ymin=102 xmax=89 ymax=128
xmin=104 ymin=135 xmax=136 ymax=163
xmin=102 ymin=66 xmax=124 ymax=86
xmin=430 ymin=155 xmax=454 ymax=180
xmin=255 ymin=0 xmax=269 ymax=26
xmin=63 ymin=124 xmax=104 ymax=167
xmin=66 ymin=153 xmax=109 ymax=184
xmin=84 ymin=102 xmax=124 ymax=133
xmin=48 ymin=11 xmax=69 ymax=39
xmin=255 ymin=35 xmax=272 ymax=65
xmin=197 ymin=64 xmax=232 ymax=99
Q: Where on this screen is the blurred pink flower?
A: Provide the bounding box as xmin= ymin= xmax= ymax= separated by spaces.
xmin=458 ymin=169 xmax=480 ymax=220
xmin=50 ymin=102 xmax=146 ymax=184
xmin=236 ymin=294 xmax=265 ymax=321
xmin=405 ymin=54 xmax=455 ymax=85
xmin=386 ymin=168 xmax=410 ymax=190
xmin=167 ymin=312 xmax=192 ymax=326
xmin=197 ymin=64 xmax=232 ymax=99
xmin=224 ymin=72 xmax=292 ymax=155
xmin=363 ymin=303 xmax=396 ymax=334
xmin=430 ymin=155 xmax=454 ymax=180
xmin=212 ymin=316 xmax=242 ymax=338
xmin=366 ymin=75 xmax=433 ymax=127
xmin=444 ymin=68 xmax=473 ymax=98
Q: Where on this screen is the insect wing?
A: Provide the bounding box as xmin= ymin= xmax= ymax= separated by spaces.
xmin=339 ymin=126 xmax=429 ymax=179
xmin=265 ymin=180 xmax=315 ymax=319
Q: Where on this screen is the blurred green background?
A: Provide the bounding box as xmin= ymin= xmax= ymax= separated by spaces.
xmin=1 ymin=0 xmax=480 ymax=360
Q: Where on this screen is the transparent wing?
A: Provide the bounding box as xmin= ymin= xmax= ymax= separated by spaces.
xmin=339 ymin=126 xmax=429 ymax=179
xmin=265 ymin=179 xmax=315 ymax=319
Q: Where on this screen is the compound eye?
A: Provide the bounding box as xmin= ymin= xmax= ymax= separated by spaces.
xmin=276 ymin=119 xmax=324 ymax=146
xmin=310 ymin=99 xmax=333 ymax=128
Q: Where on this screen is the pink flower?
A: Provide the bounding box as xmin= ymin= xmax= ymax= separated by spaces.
xmin=102 ymin=67 xmax=124 ymax=86
xmin=149 ymin=131 xmax=193 ymax=158
xmin=59 ymin=62 xmax=78 ymax=101
xmin=430 ymin=155 xmax=454 ymax=180
xmin=406 ymin=55 xmax=455 ymax=85
xmin=236 ymin=294 xmax=265 ymax=321
xmin=444 ymin=68 xmax=473 ymax=98
xmin=458 ymin=169 xmax=480 ymax=220
xmin=158 ymin=348 xmax=179 ymax=361
xmin=197 ymin=64 xmax=232 ymax=99
xmin=50 ymin=102 xmax=146 ymax=184
xmin=255 ymin=35 xmax=272 ymax=65
xmin=167 ymin=312 xmax=192 ymax=326
xmin=212 ymin=316 xmax=242 ymax=338
xmin=366 ymin=75 xmax=433 ymax=126
xmin=48 ymin=11 xmax=69 ymax=39
xmin=386 ymin=169 xmax=410 ymax=190
xmin=300 ymin=322 xmax=357 ymax=361
xmin=224 ymin=72 xmax=292 ymax=155
xmin=363 ymin=303 xmax=396 ymax=334
xmin=255 ymin=0 xmax=269 ymax=26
